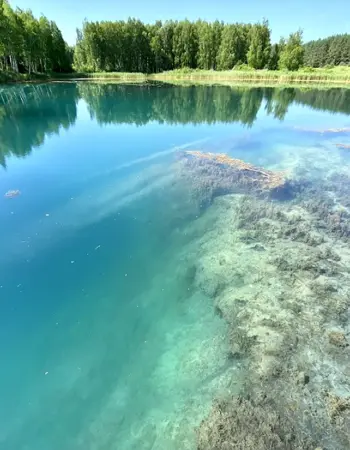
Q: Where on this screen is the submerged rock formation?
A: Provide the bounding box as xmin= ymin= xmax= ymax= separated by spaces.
xmin=190 ymin=194 xmax=350 ymax=449
xmin=170 ymin=149 xmax=350 ymax=449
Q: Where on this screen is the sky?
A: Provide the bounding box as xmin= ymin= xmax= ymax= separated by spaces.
xmin=8 ymin=0 xmax=350 ymax=46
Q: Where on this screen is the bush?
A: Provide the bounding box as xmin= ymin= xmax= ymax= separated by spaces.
xmin=234 ymin=63 xmax=254 ymax=71
xmin=299 ymin=66 xmax=316 ymax=73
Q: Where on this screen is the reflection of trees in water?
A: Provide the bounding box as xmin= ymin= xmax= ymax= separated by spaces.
xmin=1 ymin=83 xmax=350 ymax=168
xmin=264 ymin=87 xmax=296 ymax=121
xmin=0 ymin=84 xmax=78 ymax=168
xmin=80 ymin=83 xmax=350 ymax=127
xmin=264 ymin=87 xmax=350 ymax=120
xmin=294 ymin=88 xmax=350 ymax=115
xmin=78 ymin=83 xmax=265 ymax=126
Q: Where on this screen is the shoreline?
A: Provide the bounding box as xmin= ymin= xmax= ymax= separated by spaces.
xmin=1 ymin=69 xmax=350 ymax=88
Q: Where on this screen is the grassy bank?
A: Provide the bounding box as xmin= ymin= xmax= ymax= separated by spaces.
xmin=56 ymin=67 xmax=350 ymax=87
xmin=0 ymin=71 xmax=147 ymax=84
xmin=151 ymin=67 xmax=350 ymax=85
xmin=1 ymin=67 xmax=350 ymax=86
xmin=0 ymin=71 xmax=50 ymax=83
xmin=52 ymin=72 xmax=147 ymax=81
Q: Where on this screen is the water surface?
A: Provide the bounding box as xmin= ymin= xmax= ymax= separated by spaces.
xmin=1 ymin=82 xmax=350 ymax=449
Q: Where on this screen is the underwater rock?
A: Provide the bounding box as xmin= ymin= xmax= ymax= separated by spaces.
xmin=195 ymin=271 xmax=222 ymax=299
xmin=250 ymin=243 xmax=266 ymax=252
xmin=197 ymin=395 xmax=316 ymax=450
xmin=326 ymin=393 xmax=350 ymax=422
xmin=296 ymin=371 xmax=310 ymax=385
xmin=295 ymin=178 xmax=350 ymax=241
xmin=188 ymin=192 xmax=350 ymax=447
xmin=328 ymin=331 xmax=349 ymax=348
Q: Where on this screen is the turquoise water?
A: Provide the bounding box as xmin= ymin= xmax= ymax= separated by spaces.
xmin=1 ymin=83 xmax=350 ymax=449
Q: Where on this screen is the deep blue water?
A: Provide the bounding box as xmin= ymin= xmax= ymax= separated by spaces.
xmin=0 ymin=82 xmax=350 ymax=449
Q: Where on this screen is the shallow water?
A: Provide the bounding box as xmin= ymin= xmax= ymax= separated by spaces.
xmin=1 ymin=83 xmax=350 ymax=449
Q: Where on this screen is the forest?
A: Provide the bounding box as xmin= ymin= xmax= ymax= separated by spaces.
xmin=73 ymin=19 xmax=303 ymax=72
xmin=304 ymin=34 xmax=350 ymax=67
xmin=0 ymin=0 xmax=72 ymax=74
xmin=0 ymin=0 xmax=349 ymax=77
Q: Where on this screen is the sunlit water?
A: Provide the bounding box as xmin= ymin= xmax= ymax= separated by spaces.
xmin=1 ymin=83 xmax=350 ymax=449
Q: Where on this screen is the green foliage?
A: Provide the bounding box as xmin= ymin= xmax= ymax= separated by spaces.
xmin=234 ymin=63 xmax=253 ymax=71
xmin=247 ymin=20 xmax=271 ymax=69
xmin=0 ymin=0 xmax=71 ymax=75
xmin=1 ymin=4 xmax=348 ymax=81
xmin=216 ymin=24 xmax=250 ymax=70
xmin=300 ymin=66 xmax=316 ymax=72
xmin=173 ymin=20 xmax=198 ymax=69
xmin=74 ymin=20 xmax=255 ymax=73
xmin=267 ymin=43 xmax=279 ymax=70
xmin=74 ymin=19 xmax=348 ymax=75
xmin=279 ymin=30 xmax=304 ymax=71
xmin=304 ymin=34 xmax=350 ymax=67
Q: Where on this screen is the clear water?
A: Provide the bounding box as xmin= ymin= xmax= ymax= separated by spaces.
xmin=1 ymin=83 xmax=350 ymax=450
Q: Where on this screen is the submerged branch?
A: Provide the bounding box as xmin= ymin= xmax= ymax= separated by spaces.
xmin=183 ymin=150 xmax=287 ymax=192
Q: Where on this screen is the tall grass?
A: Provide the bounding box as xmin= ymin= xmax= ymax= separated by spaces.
xmin=53 ymin=72 xmax=147 ymax=81
xmin=151 ymin=68 xmax=350 ymax=84
xmin=1 ymin=67 xmax=350 ymax=86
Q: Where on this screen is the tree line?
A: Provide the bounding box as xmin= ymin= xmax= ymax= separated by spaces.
xmin=0 ymin=0 xmax=72 ymax=74
xmin=0 ymin=0 xmax=349 ymax=77
xmin=1 ymin=83 xmax=350 ymax=167
xmin=74 ymin=19 xmax=306 ymax=72
xmin=304 ymin=34 xmax=350 ymax=67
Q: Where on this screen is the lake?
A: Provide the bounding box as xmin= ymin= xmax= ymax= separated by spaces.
xmin=1 ymin=82 xmax=350 ymax=450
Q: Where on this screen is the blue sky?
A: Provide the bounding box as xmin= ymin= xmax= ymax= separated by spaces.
xmin=9 ymin=0 xmax=350 ymax=46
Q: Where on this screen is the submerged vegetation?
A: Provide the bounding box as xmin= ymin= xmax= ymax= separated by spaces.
xmin=182 ymin=151 xmax=288 ymax=196
xmin=173 ymin=148 xmax=350 ymax=448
